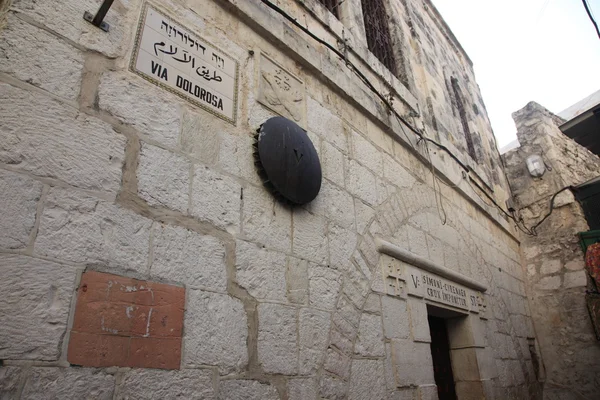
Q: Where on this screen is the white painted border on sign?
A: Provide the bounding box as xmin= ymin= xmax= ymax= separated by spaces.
xmin=130 ymin=2 xmax=239 ymax=124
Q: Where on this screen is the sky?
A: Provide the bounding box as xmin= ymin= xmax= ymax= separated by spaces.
xmin=431 ymin=0 xmax=600 ymax=149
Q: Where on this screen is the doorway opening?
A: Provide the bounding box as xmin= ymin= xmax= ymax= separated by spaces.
xmin=428 ymin=308 xmax=458 ymax=400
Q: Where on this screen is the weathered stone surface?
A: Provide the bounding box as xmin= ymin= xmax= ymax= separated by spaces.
xmin=351 ymin=130 xmax=383 ymax=174
xmin=319 ymin=374 xmax=347 ymax=400
xmin=320 ymin=183 xmax=356 ymax=230
xmin=0 ymin=84 xmax=125 ymax=193
xmin=565 ymin=259 xmax=583 ymax=271
xmin=0 ymin=367 xmax=22 ymax=398
xmin=348 ymin=359 xmax=387 ymax=400
xmin=322 ymin=141 xmax=346 ymax=187
xmin=363 ymin=293 xmax=382 ymax=314
xmin=184 ymin=290 xmax=248 ymax=371
xmin=180 ymin=109 xmax=222 ymax=165
xmin=289 ymin=378 xmax=317 ymax=400
xmin=381 ymin=296 xmax=410 ymax=339
xmin=324 ymin=347 xmax=352 ymax=380
xmin=540 ymin=259 xmax=562 ymax=275
xmin=12 ymin=0 xmax=130 ymax=57
xmin=355 ymin=313 xmax=385 ymax=356
xmin=218 ymin=380 xmax=279 ymax=400
xmin=346 ymin=160 xmax=378 ymax=206
xmin=218 ymin=133 xmax=262 ymax=186
xmin=390 ymin=339 xmax=435 ymax=386
xmin=354 ymin=199 xmax=375 ymax=234
xmin=258 ymin=303 xmax=298 ymax=375
xmin=536 ymin=275 xmax=561 ymax=291
xmin=329 ymin=223 xmax=358 ymax=269
xmin=408 ymin=299 xmax=431 ymax=343
xmin=35 ymin=188 xmax=152 ymax=273
xmin=383 ymin=153 xmax=416 ymax=188
xmin=236 ymin=240 xmax=287 ymax=302
xmin=0 ymin=255 xmax=75 ymax=360
xmin=0 ymin=15 xmax=83 ymax=99
xmin=138 ymin=143 xmax=190 ymax=212
xmin=307 ymin=97 xmax=346 ymax=152
xmin=191 ymin=165 xmax=241 ymax=232
xmin=299 ymin=308 xmax=331 ymax=374
xmin=309 ymin=264 xmax=342 ymax=310
xmin=564 ymin=270 xmax=587 ymax=288
xmin=287 ymin=257 xmax=309 ymax=304
xmin=0 ymin=170 xmax=43 ymax=250
xmin=99 ymin=73 xmax=181 ymax=147
xmin=117 ymin=369 xmax=215 ymax=399
xmin=242 ymin=184 xmax=292 ymax=253
xmin=21 ymin=368 xmax=115 ymax=399
xmin=293 ymin=209 xmax=328 ymax=264
xmin=151 ymin=224 xmax=227 ymax=291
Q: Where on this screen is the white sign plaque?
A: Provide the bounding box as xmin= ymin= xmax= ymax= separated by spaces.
xmin=130 ymin=3 xmax=239 ymax=123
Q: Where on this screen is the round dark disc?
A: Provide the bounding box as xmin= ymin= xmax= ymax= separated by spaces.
xmin=254 ymin=117 xmax=322 ymax=205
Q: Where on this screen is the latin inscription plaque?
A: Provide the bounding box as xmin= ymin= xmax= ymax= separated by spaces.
xmin=131 ymin=3 xmax=239 ymax=123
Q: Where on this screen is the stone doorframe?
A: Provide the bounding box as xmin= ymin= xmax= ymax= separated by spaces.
xmin=377 ymin=238 xmax=495 ymax=399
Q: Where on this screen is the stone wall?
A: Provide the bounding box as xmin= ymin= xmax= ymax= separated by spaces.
xmin=0 ymin=0 xmax=539 ymax=398
xmin=503 ymin=102 xmax=600 ymax=400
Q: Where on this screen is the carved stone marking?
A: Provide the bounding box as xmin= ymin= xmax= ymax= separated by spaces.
xmin=257 ymin=53 xmax=306 ymax=128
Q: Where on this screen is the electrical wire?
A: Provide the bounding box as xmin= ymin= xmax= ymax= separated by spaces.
xmin=257 ymin=0 xmax=568 ymax=236
xmin=582 ymin=0 xmax=600 ymax=40
xmin=530 ymin=186 xmax=575 ymax=234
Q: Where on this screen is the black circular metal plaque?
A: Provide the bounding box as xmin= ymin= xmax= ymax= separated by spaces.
xmin=253 ymin=117 xmax=322 ymax=205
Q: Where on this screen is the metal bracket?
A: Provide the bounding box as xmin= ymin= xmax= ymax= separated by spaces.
xmin=83 ymin=0 xmax=115 ymax=32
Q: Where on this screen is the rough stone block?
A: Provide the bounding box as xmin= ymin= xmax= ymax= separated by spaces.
xmin=151 ymin=224 xmax=226 ymax=291
xmin=383 ymin=153 xmax=416 ymax=188
xmin=289 ymin=378 xmax=317 ymax=400
xmin=180 ymin=109 xmax=221 ymax=165
xmin=307 ymin=97 xmax=347 ymax=152
xmin=99 ymin=73 xmax=181 ymax=147
xmin=242 ymin=184 xmax=292 ymax=253
xmin=408 ymin=299 xmax=430 ymax=343
xmin=293 ymin=209 xmax=328 ymax=264
xmin=218 ymin=380 xmax=279 ymax=400
xmin=258 ymin=303 xmax=298 ymax=375
xmin=0 ymin=170 xmax=43 ymax=250
xmin=0 ymin=15 xmax=84 ymax=99
xmin=68 ymin=271 xmax=185 ymax=369
xmin=390 ymin=339 xmax=435 ymax=386
xmin=287 ymin=257 xmax=309 ymax=304
xmin=319 ymin=373 xmax=348 ymax=400
xmin=308 ymin=264 xmax=342 ymax=310
xmin=540 ymin=259 xmax=562 ymax=275
xmin=351 ymin=130 xmax=383 ymax=175
xmin=0 ymin=84 xmax=125 ymax=193
xmin=184 ymin=290 xmax=248 ymax=371
xmin=191 ymin=165 xmax=241 ymax=232
xmin=299 ymin=308 xmax=331 ymax=374
xmin=450 ymin=348 xmax=480 ymax=381
xmin=564 ymin=270 xmax=587 ymax=288
xmin=322 ymin=141 xmax=346 ymax=187
xmin=218 ymin=133 xmax=262 ymax=186
xmin=117 ymin=369 xmax=215 ymax=399
xmin=355 ymin=313 xmax=385 ymax=357
xmin=138 ymin=143 xmax=190 ymax=212
xmin=324 ymin=348 xmax=352 ymax=379
xmin=320 ymin=183 xmax=356 ymax=230
xmin=0 ymin=254 xmax=76 ymax=360
xmin=348 ymin=359 xmax=387 ymax=400
xmin=535 ymin=275 xmax=561 ymax=291
xmin=382 ymin=296 xmax=410 ymax=339
xmin=346 ymin=159 xmax=378 ymax=206
xmin=0 ymin=367 xmax=22 ymax=399
xmin=565 ymin=259 xmax=583 ymax=271
xmin=329 ymin=223 xmax=358 ymax=269
xmin=354 ymin=199 xmax=375 ymax=235
xmin=236 ymin=240 xmax=287 ymax=302
xmin=363 ymin=293 xmax=382 ymax=314
xmin=35 ymin=188 xmax=152 ymax=273
xmin=21 ymin=367 xmax=115 ymax=400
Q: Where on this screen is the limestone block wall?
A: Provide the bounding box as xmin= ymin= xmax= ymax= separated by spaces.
xmin=503 ymin=102 xmax=600 ymax=400
xmin=0 ymin=0 xmax=539 ymax=398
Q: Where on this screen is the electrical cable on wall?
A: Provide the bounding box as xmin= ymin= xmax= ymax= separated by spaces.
xmin=582 ymin=0 xmax=600 ymax=40
xmin=258 ymin=0 xmax=568 ymax=236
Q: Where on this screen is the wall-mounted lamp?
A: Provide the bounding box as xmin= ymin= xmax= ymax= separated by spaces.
xmin=526 ymin=155 xmax=546 ymax=178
